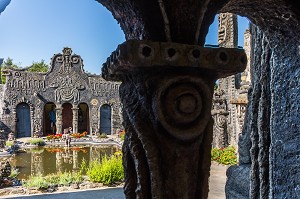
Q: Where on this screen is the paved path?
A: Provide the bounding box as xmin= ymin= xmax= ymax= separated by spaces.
xmin=208 ymin=162 xmax=228 ymax=199
xmin=3 ymin=163 xmax=228 ymax=199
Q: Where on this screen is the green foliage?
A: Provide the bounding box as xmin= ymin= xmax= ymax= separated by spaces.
xmin=24 ymin=171 xmax=83 ymax=189
xmin=211 ymin=146 xmax=238 ymax=165
xmin=26 ymin=60 xmax=49 ymax=73
xmin=23 ymin=175 xmax=50 ymax=189
xmin=5 ymin=141 xmax=15 ymax=147
xmin=28 ymin=138 xmax=45 ymax=146
xmin=97 ymin=133 xmax=108 ymax=139
xmin=87 ymin=154 xmax=124 ymax=185
xmin=1 ymin=57 xmax=20 ymax=84
xmin=9 ymin=167 xmax=20 ymax=179
xmin=56 ymin=172 xmax=83 ymax=186
xmin=79 ymin=158 xmax=88 ymax=175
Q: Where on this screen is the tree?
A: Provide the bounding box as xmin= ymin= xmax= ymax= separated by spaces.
xmin=0 ymin=57 xmax=20 ymax=84
xmin=27 ymin=60 xmax=49 ymax=73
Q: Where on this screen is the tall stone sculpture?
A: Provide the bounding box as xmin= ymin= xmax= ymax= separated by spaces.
xmin=212 ymin=13 xmax=251 ymax=148
xmin=102 ymin=40 xmax=246 ymax=198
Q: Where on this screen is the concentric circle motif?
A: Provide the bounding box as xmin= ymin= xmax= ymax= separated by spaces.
xmin=153 ymin=76 xmax=212 ymax=141
xmin=216 ymin=115 xmax=227 ymax=128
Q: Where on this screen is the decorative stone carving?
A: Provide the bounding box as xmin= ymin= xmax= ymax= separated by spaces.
xmin=0 ymin=47 xmax=122 ymax=136
xmin=102 ymin=40 xmax=246 ymax=198
xmin=213 ymin=13 xmax=251 ymax=148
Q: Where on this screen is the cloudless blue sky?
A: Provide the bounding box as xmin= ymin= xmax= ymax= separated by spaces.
xmin=0 ymin=0 xmax=249 ymax=74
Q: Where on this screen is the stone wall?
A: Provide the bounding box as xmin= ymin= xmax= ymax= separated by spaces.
xmin=0 ymin=48 xmax=123 ymax=137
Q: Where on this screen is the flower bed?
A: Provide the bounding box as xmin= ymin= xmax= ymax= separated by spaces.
xmin=211 ymin=146 xmax=238 ymax=165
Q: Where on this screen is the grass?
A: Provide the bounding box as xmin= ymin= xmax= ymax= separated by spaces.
xmin=22 ymin=151 xmax=124 ymax=189
xmin=28 ymin=138 xmax=45 ymax=146
xmin=86 ymin=153 xmax=124 ymax=185
xmin=5 ymin=141 xmax=15 ymax=147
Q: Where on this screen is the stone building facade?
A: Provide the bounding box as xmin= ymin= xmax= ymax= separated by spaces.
xmin=0 ymin=47 xmax=122 ymax=138
xmin=212 ymin=13 xmax=251 ymax=148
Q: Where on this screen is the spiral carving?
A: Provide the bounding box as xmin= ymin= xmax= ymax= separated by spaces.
xmin=153 ymin=76 xmax=212 ymax=141
xmin=216 ymin=114 xmax=227 ymax=128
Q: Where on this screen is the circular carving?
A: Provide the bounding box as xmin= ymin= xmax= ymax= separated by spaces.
xmin=167 ymin=48 xmax=176 ymax=58
xmin=142 ymin=46 xmax=152 ymax=57
xmin=153 ymin=76 xmax=212 ymax=141
xmin=91 ymin=99 xmax=98 ymax=106
xmin=216 ymin=115 xmax=226 ymax=128
xmin=138 ymin=44 xmax=154 ymax=60
xmin=216 ymin=50 xmax=229 ymax=65
xmin=192 ymin=49 xmax=201 ymax=58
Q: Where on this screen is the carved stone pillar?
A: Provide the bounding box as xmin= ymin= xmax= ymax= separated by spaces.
xmin=72 ymin=105 xmax=79 ymax=134
xmin=55 ymin=104 xmax=62 ymax=134
xmin=102 ymin=40 xmax=246 ymax=198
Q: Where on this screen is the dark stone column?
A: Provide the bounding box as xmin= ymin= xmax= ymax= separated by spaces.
xmin=103 ymin=40 xmax=246 ymax=198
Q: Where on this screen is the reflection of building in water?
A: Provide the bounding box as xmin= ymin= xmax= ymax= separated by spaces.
xmin=56 ymin=151 xmax=63 ymax=173
xmin=31 ymin=152 xmax=44 ymax=176
xmin=89 ymin=146 xmax=118 ymax=163
xmin=72 ymin=150 xmax=79 ymax=170
xmin=55 ymin=148 xmax=80 ymax=172
xmin=0 ymin=47 xmax=123 ymax=138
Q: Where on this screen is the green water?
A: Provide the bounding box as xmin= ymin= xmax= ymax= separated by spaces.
xmin=10 ymin=145 xmax=119 ymax=179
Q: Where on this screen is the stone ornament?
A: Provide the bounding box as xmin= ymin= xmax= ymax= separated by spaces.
xmin=102 ymin=40 xmax=246 ymax=198
xmin=153 ymin=75 xmax=211 ymax=141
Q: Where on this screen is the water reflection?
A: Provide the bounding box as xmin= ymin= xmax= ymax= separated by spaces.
xmin=10 ymin=145 xmax=119 ymax=179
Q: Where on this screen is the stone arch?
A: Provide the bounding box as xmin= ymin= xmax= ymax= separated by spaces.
xmin=62 ymin=103 xmax=73 ymax=131
xmin=43 ymin=102 xmax=56 ymax=135
xmin=13 ymin=97 xmax=34 ymax=137
xmin=78 ymin=103 xmax=90 ymax=133
xmin=99 ymin=104 xmax=112 ymax=135
xmin=16 ymin=102 xmax=31 ymax=138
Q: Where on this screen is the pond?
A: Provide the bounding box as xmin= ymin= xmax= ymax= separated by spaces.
xmin=8 ymin=145 xmax=120 ymax=180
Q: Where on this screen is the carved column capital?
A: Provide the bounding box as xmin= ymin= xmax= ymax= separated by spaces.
xmin=102 ymin=40 xmax=246 ymax=198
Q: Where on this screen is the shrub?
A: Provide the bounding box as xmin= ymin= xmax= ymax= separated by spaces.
xmin=97 ymin=133 xmax=108 ymax=139
xmin=23 ymin=175 xmax=50 ymax=189
xmin=28 ymin=138 xmax=45 ymax=146
xmin=5 ymin=141 xmax=15 ymax=147
xmin=119 ymin=130 xmax=125 ymax=141
xmin=87 ymin=154 xmax=124 ymax=185
xmin=9 ymin=167 xmax=20 ymax=179
xmin=24 ymin=171 xmax=83 ymax=189
xmin=211 ymin=146 xmax=238 ymax=165
xmin=56 ymin=172 xmax=82 ymax=186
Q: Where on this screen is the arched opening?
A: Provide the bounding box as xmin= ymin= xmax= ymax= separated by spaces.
xmin=43 ymin=102 xmax=56 ymax=135
xmin=100 ymin=104 xmax=111 ymax=135
xmin=62 ymin=103 xmax=73 ymax=132
xmin=16 ymin=102 xmax=31 ymax=138
xmin=78 ymin=103 xmax=89 ymax=133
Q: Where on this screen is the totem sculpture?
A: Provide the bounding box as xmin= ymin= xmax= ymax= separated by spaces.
xmin=102 ymin=40 xmax=246 ymax=198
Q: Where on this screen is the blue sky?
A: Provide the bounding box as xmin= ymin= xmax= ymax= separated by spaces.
xmin=0 ymin=0 xmax=249 ymax=74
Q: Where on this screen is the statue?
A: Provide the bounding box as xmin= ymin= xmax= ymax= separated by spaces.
xmin=49 ymin=106 xmax=56 ymax=134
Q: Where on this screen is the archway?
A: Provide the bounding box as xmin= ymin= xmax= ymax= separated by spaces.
xmin=78 ymin=103 xmax=89 ymax=133
xmin=16 ymin=102 xmax=31 ymax=138
xmin=100 ymin=104 xmax=111 ymax=135
xmin=62 ymin=103 xmax=73 ymax=132
xmin=43 ymin=102 xmax=56 ymax=135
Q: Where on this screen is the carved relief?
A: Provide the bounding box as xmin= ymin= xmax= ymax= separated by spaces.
xmin=50 ymin=73 xmax=85 ymax=103
xmin=218 ymin=13 xmax=238 ymax=48
xmin=0 ymin=47 xmax=123 ymax=136
xmin=90 ymin=77 xmax=120 ymax=98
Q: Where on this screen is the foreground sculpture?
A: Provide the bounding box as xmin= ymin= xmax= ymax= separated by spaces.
xmin=97 ymin=0 xmax=300 ymax=197
xmin=103 ymin=40 xmax=246 ymax=198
